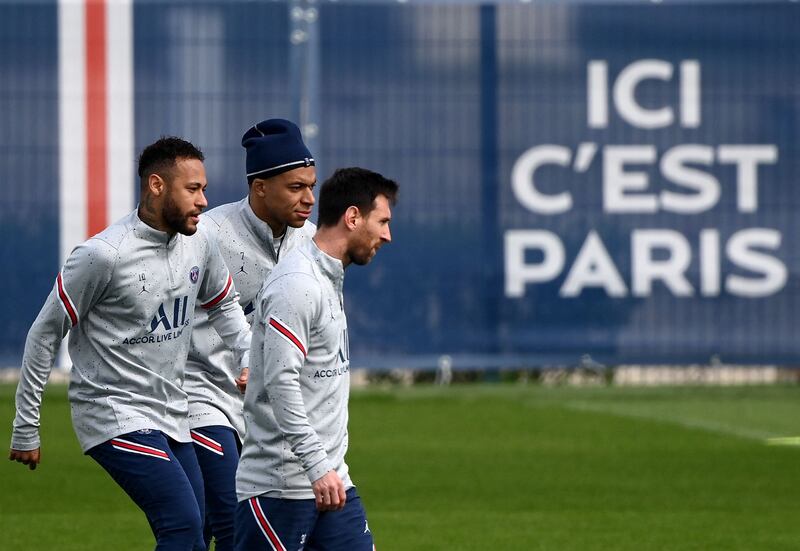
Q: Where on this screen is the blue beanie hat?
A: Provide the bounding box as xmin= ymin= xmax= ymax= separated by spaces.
xmin=242 ymin=119 xmax=315 ymax=181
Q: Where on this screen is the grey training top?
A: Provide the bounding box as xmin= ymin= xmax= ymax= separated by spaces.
xmin=185 ymin=198 xmax=315 ymax=437
xmin=236 ymin=239 xmax=352 ymax=501
xmin=11 ymin=210 xmax=251 ymax=453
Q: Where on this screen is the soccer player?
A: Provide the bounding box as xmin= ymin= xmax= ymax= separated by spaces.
xmin=184 ymin=119 xmax=316 ymax=550
xmin=9 ymin=137 xmax=251 ymax=551
xmin=235 ymin=167 xmax=398 ymax=551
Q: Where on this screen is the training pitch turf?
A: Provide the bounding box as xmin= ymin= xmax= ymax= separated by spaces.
xmin=2 ymin=382 xmax=800 ymax=550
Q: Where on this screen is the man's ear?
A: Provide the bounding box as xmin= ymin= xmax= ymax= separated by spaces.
xmin=147 ymin=173 xmax=167 ymax=197
xmin=344 ymin=205 xmax=361 ymax=231
xmin=251 ymin=178 xmax=266 ymax=197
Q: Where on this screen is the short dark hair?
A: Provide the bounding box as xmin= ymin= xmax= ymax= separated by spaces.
xmin=137 ymin=137 xmax=204 ymax=187
xmin=317 ymin=167 xmax=398 ymax=228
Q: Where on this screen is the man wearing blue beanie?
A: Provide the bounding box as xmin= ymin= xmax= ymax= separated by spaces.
xmin=183 ymin=119 xmax=317 ymax=550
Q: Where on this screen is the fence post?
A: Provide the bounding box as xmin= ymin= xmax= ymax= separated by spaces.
xmin=480 ymin=4 xmax=500 ymax=360
xmin=289 ymin=0 xmax=321 ymax=176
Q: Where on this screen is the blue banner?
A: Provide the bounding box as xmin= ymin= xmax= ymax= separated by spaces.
xmin=491 ymin=4 xmax=800 ymax=365
xmin=0 ymin=2 xmax=797 ymax=367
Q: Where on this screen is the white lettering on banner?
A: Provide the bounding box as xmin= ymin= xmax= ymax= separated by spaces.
xmin=717 ymin=145 xmax=779 ymax=212
xmin=506 ymin=59 xmax=785 ymax=299
xmin=632 ymin=230 xmax=694 ymax=297
xmin=699 ymin=230 xmax=721 ymax=296
xmin=561 ymin=231 xmax=627 ymax=298
xmin=726 ymin=229 xmax=787 ymax=297
xmin=659 ymin=145 xmax=718 ymax=214
xmin=505 ymin=229 xmax=784 ymax=299
xmin=603 ymin=145 xmax=658 ymax=213
xmin=511 ymin=145 xmax=573 ymax=214
xmin=587 ymin=60 xmax=701 ymax=129
xmin=510 ymin=144 xmax=778 ymax=216
xmin=504 ymin=231 xmax=564 ymax=298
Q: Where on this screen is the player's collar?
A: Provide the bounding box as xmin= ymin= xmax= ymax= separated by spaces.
xmin=308 ymin=239 xmax=344 ymax=286
xmin=132 ymin=209 xmax=179 ymax=247
xmin=241 ymin=197 xmax=291 ymax=254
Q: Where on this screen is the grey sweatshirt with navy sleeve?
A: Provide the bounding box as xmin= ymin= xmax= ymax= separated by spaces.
xmin=236 ymin=239 xmax=352 ymax=501
xmin=11 ymin=210 xmax=251 ymax=453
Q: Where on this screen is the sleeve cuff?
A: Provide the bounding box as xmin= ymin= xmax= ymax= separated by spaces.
xmin=306 ymin=455 xmax=335 ymax=484
xmin=11 ymin=431 xmax=41 ymax=451
xmin=238 ymin=348 xmax=250 ymax=371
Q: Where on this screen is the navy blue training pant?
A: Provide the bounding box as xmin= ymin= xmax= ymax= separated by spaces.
xmin=88 ymin=430 xmax=206 ymax=551
xmin=234 ymin=487 xmax=374 ymax=551
xmin=190 ymin=425 xmax=240 ymax=551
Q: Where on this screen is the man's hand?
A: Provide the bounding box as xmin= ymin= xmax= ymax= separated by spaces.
xmin=312 ymin=470 xmax=347 ymax=511
xmin=235 ymin=367 xmax=249 ymax=394
xmin=9 ymin=448 xmax=41 ymax=470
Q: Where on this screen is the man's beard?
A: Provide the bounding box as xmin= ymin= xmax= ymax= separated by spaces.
xmin=348 ymin=242 xmax=377 ymax=266
xmin=163 ymin=192 xmax=196 ymax=235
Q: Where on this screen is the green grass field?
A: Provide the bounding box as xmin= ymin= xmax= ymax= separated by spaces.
xmin=3 ymin=382 xmax=800 ymax=550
